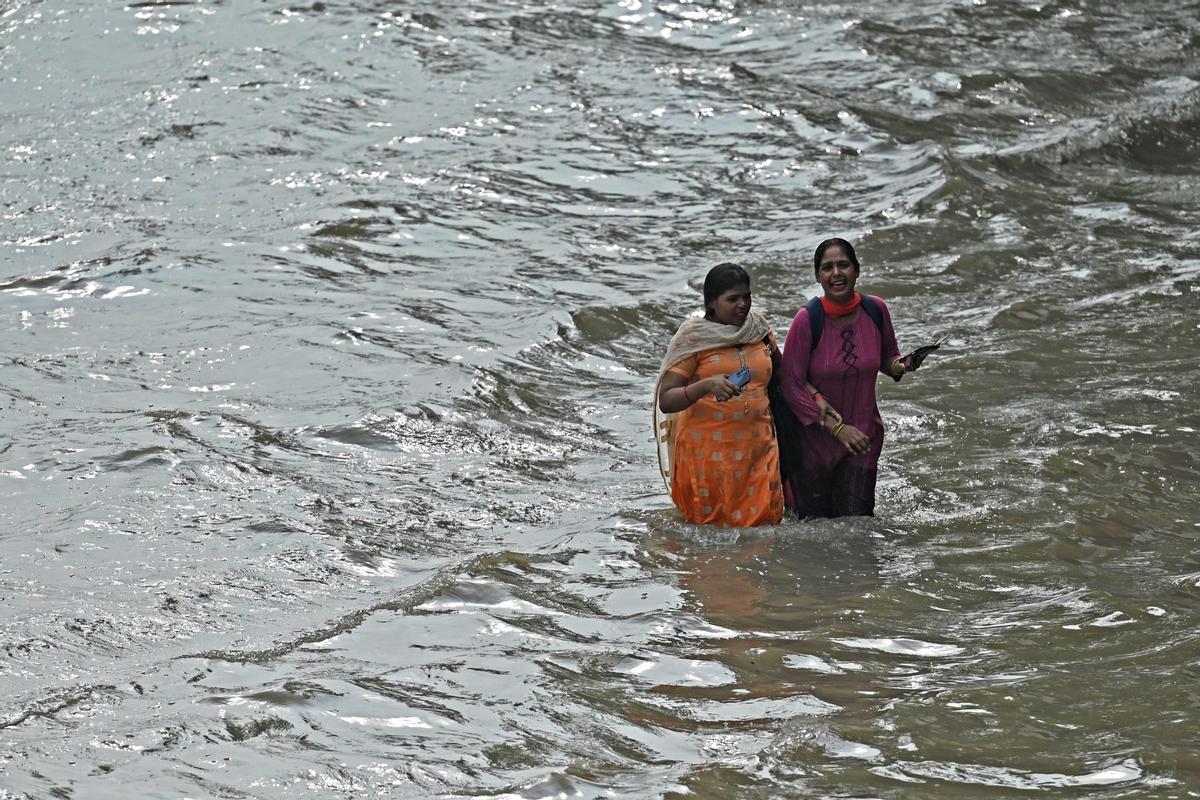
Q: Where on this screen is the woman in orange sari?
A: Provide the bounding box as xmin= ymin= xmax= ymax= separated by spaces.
xmin=655 ymin=263 xmax=831 ymax=527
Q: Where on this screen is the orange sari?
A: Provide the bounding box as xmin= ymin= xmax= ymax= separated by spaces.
xmin=665 ymin=337 xmax=783 ymax=526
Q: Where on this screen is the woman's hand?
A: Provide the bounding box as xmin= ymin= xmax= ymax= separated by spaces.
xmin=657 ymin=373 xmax=742 ymax=413
xmin=815 ymin=396 xmax=842 ymax=424
xmin=827 ymin=418 xmax=871 ymax=455
xmin=703 ymin=376 xmax=743 ymax=403
xmin=806 ymin=383 xmax=842 ymax=424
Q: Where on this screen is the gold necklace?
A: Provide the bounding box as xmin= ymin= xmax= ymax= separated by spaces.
xmin=736 ymin=346 xmax=751 ymax=415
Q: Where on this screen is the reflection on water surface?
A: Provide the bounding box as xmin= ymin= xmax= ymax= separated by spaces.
xmin=2 ymin=0 xmax=1198 ymax=797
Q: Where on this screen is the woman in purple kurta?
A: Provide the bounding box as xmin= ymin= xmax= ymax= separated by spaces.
xmin=779 ymin=238 xmax=914 ymax=517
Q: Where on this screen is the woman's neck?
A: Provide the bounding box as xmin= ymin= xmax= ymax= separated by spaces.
xmin=820 ymin=292 xmax=861 ymax=318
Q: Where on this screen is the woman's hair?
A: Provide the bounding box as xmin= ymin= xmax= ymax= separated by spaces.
xmin=813 ymin=237 xmax=860 ymax=277
xmin=702 ymin=262 xmax=751 ymax=319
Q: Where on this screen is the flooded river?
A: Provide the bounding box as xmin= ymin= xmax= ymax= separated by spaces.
xmin=2 ymin=1 xmax=1199 ymax=797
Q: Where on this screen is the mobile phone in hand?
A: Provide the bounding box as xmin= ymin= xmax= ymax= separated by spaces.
xmin=727 ymin=366 xmax=751 ymax=388
xmin=904 ymin=332 xmax=951 ymax=371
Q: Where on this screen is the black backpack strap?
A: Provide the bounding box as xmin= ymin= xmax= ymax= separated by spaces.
xmin=762 ymin=332 xmax=781 ymax=383
xmin=861 ymin=294 xmax=902 ymax=381
xmin=804 ymin=296 xmax=824 ymax=350
xmin=860 ymin=294 xmax=884 ymax=333
xmin=809 ymin=294 xmax=884 ymax=350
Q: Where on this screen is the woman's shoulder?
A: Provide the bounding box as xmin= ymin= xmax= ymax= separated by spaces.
xmin=673 ymin=342 xmax=735 ymax=365
xmin=861 ymin=294 xmax=894 ymax=326
xmin=785 ymin=303 xmax=813 ymax=334
xmin=696 ymin=343 xmax=739 ymax=359
xmin=863 ymin=293 xmax=889 ymax=309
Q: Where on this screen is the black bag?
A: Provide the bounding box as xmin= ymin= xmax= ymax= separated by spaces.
xmin=764 ymin=335 xmax=805 ymax=484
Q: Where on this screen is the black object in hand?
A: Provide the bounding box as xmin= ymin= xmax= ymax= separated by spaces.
xmin=903 ymin=333 xmax=950 ymax=371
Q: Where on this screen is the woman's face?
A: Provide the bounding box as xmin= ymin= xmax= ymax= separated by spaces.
xmin=709 ymin=283 xmax=751 ymax=326
xmin=816 ymin=245 xmax=859 ymax=302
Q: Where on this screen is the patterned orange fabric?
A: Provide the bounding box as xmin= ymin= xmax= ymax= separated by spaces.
xmin=666 ymin=337 xmax=783 ymax=526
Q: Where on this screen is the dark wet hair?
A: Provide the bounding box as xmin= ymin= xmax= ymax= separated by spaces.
xmin=703 ymin=262 xmax=750 ymax=319
xmin=813 ymin=237 xmax=860 ymax=277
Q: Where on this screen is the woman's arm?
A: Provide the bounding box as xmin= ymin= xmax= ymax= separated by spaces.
xmin=805 ymin=382 xmax=842 ymax=423
xmin=876 ymin=298 xmax=911 ymax=381
xmin=658 ymin=370 xmax=741 ymax=414
xmin=767 ymin=330 xmax=839 ymax=422
xmin=822 ymin=412 xmax=872 ymax=455
xmin=780 ymin=310 xmax=824 ymax=425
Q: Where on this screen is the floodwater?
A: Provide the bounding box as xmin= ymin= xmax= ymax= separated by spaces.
xmin=2 ymin=1 xmax=1199 ymax=797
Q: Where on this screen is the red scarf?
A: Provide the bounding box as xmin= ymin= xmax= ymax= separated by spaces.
xmin=820 ymin=292 xmax=861 ymax=317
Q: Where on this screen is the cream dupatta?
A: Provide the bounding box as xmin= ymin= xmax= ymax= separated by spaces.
xmin=653 ymin=309 xmax=772 ymax=493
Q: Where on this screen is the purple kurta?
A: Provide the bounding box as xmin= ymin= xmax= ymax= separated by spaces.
xmin=779 ymin=296 xmax=901 ymax=516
